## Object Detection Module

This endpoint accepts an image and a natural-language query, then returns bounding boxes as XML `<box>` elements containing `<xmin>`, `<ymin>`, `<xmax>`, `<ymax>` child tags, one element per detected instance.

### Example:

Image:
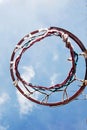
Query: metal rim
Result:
<box><xmin>10</xmin><ymin>27</ymin><xmax>87</xmax><ymax>106</ymax></box>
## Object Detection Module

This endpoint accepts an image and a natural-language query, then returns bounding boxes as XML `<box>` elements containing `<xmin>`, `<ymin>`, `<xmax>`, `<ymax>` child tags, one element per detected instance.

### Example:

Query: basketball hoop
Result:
<box><xmin>10</xmin><ymin>27</ymin><xmax>87</xmax><ymax>106</ymax></box>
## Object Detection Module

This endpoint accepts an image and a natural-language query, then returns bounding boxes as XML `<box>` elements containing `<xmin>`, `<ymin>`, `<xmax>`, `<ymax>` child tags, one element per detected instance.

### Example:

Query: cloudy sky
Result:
<box><xmin>0</xmin><ymin>0</ymin><xmax>87</xmax><ymax>130</ymax></box>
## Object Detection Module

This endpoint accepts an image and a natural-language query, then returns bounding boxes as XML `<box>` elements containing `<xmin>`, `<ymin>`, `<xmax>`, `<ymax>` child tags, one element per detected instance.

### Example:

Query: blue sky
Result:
<box><xmin>0</xmin><ymin>0</ymin><xmax>87</xmax><ymax>130</ymax></box>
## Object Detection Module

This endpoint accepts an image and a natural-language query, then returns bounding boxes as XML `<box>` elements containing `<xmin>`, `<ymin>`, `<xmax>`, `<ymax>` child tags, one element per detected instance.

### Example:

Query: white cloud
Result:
<box><xmin>17</xmin><ymin>91</ymin><xmax>36</xmax><ymax>115</ymax></box>
<box><xmin>0</xmin><ymin>93</ymin><xmax>9</xmax><ymax>130</ymax></box>
<box><xmin>50</xmin><ymin>73</ymin><xmax>58</xmax><ymax>86</ymax></box>
<box><xmin>52</xmin><ymin>53</ymin><xmax>59</xmax><ymax>61</ymax></box>
<box><xmin>0</xmin><ymin>0</ymin><xmax>9</xmax><ymax>4</ymax></box>
<box><xmin>21</xmin><ymin>66</ymin><xmax>35</xmax><ymax>82</ymax></box>
<box><xmin>0</xmin><ymin>125</ymin><xmax>9</xmax><ymax>130</ymax></box>
<box><xmin>0</xmin><ymin>0</ymin><xmax>3</xmax><ymax>3</ymax></box>
<box><xmin>17</xmin><ymin>66</ymin><xmax>38</xmax><ymax>115</ymax></box>
<box><xmin>4</xmin><ymin>0</ymin><xmax>69</xmax><ymax>6</ymax></box>
<box><xmin>0</xmin><ymin>0</ymin><xmax>4</xmax><ymax>4</ymax></box>
<box><xmin>36</xmin><ymin>0</ymin><xmax>70</xmax><ymax>8</ymax></box>
<box><xmin>29</xmin><ymin>0</ymin><xmax>70</xmax><ymax>8</ymax></box>
<box><xmin>0</xmin><ymin>93</ymin><xmax>9</xmax><ymax>105</ymax></box>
